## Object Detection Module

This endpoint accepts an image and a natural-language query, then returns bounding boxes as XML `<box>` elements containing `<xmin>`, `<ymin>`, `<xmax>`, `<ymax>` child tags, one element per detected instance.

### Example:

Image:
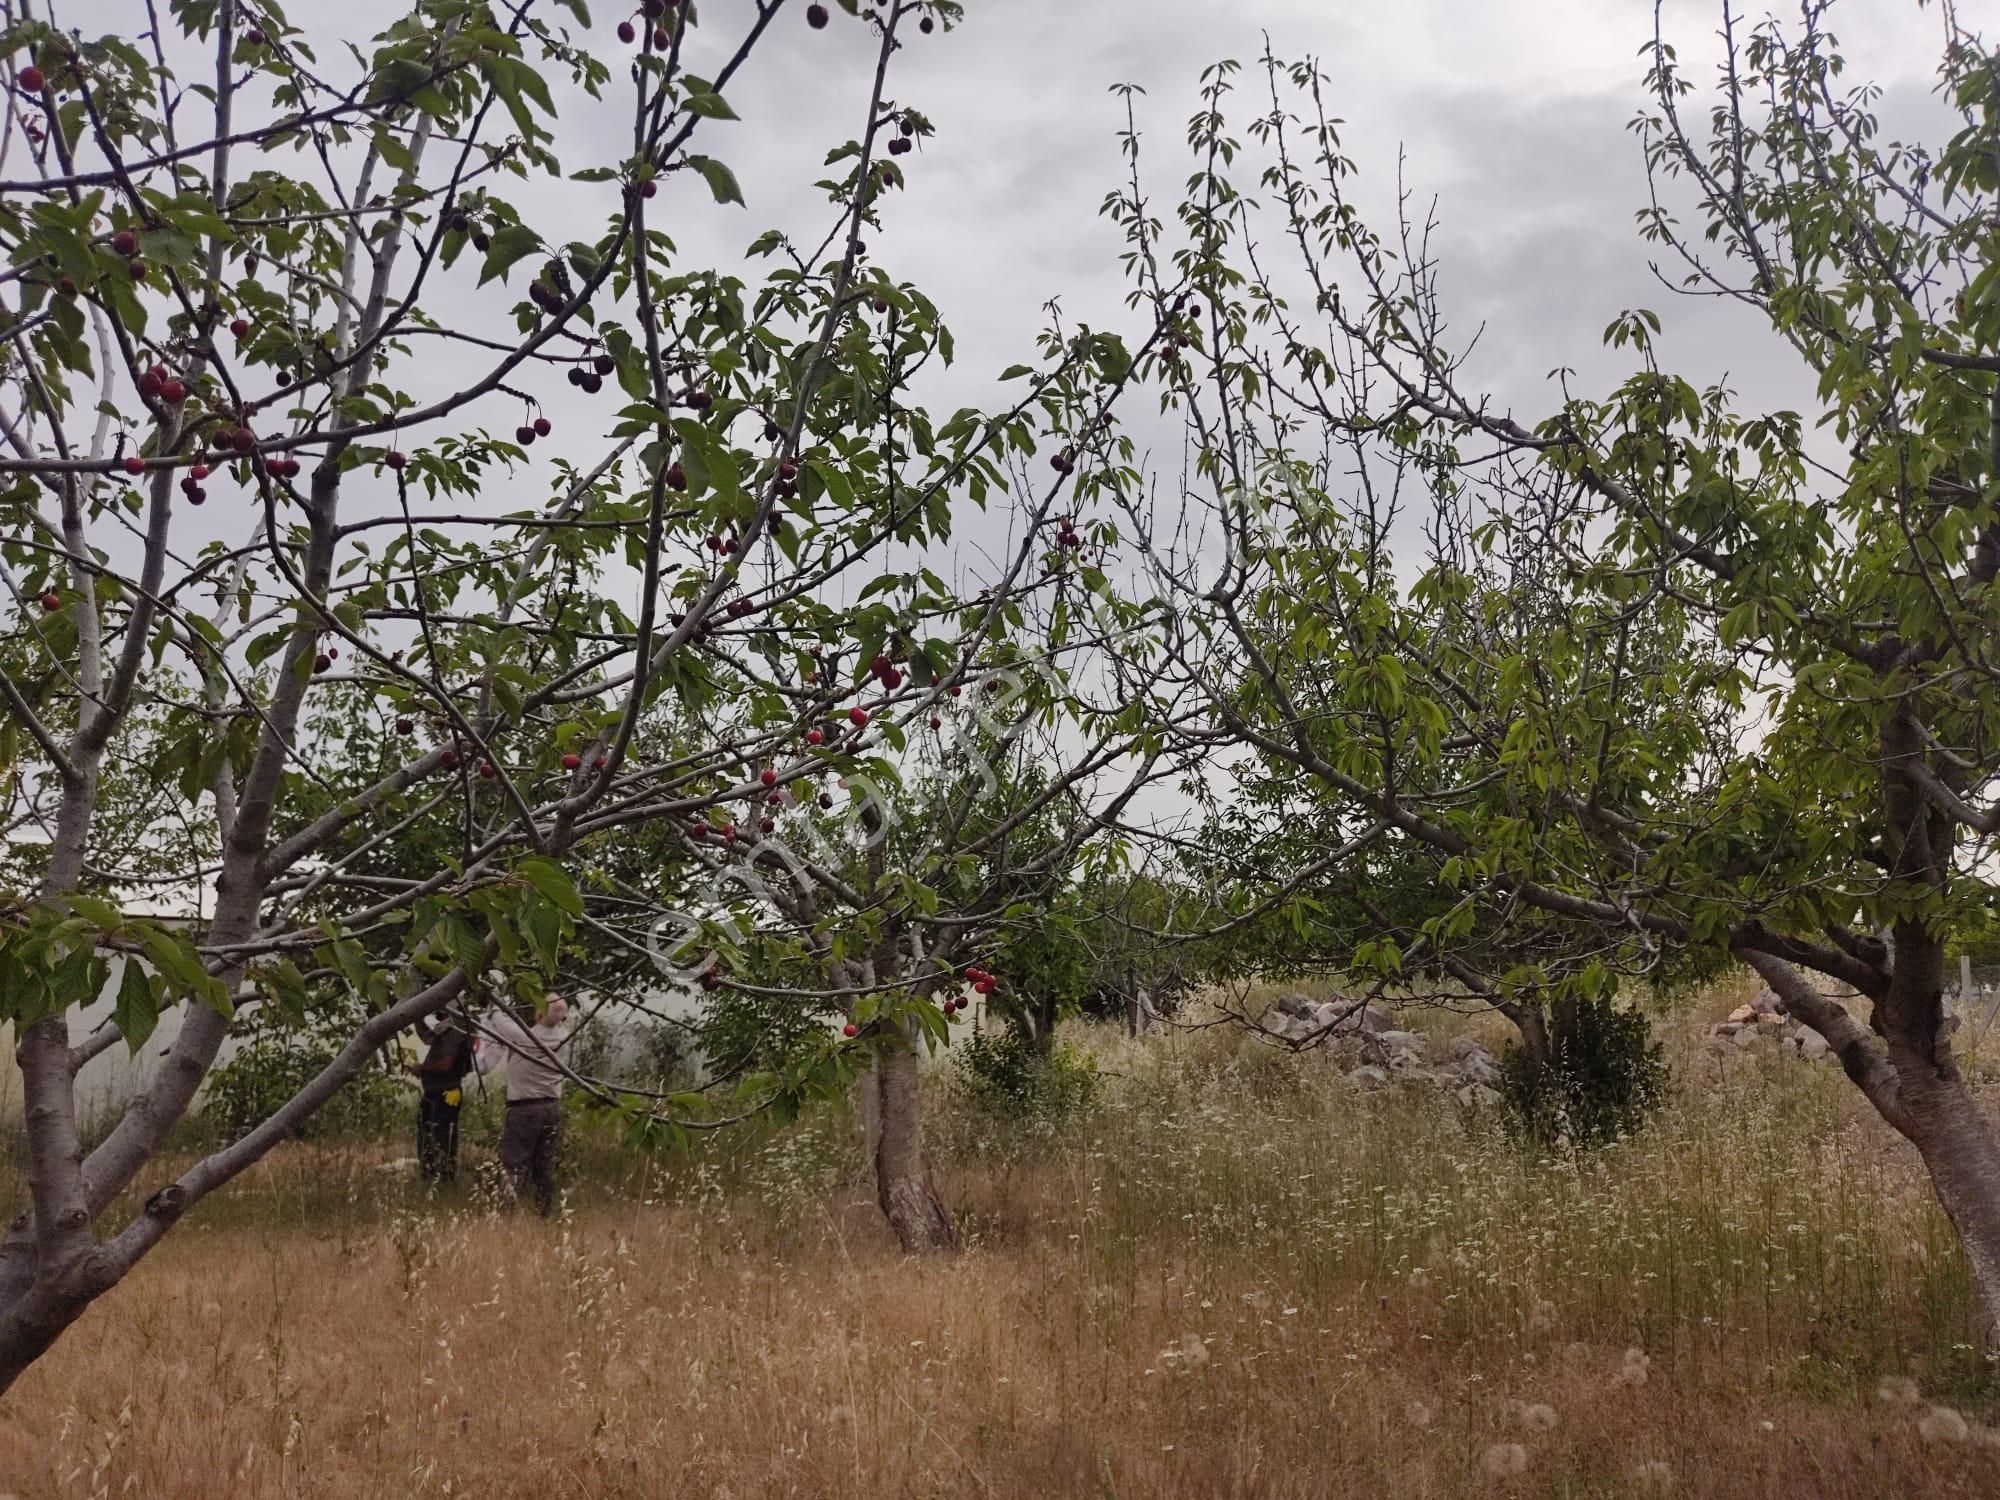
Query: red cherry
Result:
<box><xmin>929</xmin><ymin>716</ymin><xmax>942</xmax><ymax>730</ymax></box>
<box><xmin>110</xmin><ymin>229</ymin><xmax>136</xmax><ymax>257</ymax></box>
<box><xmin>617</xmin><ymin>20</ymin><xmax>636</xmax><ymax>42</ymax></box>
<box><xmin>807</xmin><ymin>4</ymin><xmax>828</xmax><ymax>28</ymax></box>
<box><xmin>806</xmin><ymin>728</ymin><xmax>824</xmax><ymax>746</ymax></box>
<box><xmin>396</xmin><ymin>719</ymin><xmax>414</xmax><ymax>736</ymax></box>
<box><xmin>19</xmin><ymin>65</ymin><xmax>46</xmax><ymax>93</ymax></box>
<box><xmin>441</xmin><ymin>749</ymin><xmax>461</xmax><ymax>770</ymax></box>
<box><xmin>760</xmin><ymin>768</ymin><xmax>777</xmax><ymax>787</ymax></box>
<box><xmin>869</xmin><ymin>653</ymin><xmax>892</xmax><ymax>678</ymax></box>
<box><xmin>842</xmin><ymin>1023</ymin><xmax>859</xmax><ymax>1038</ymax></box>
<box><xmin>759</xmin><ymin>818</ymin><xmax>774</xmax><ymax>833</ymax></box>
<box><xmin>722</xmin><ymin>823</ymin><xmax>738</xmax><ymax>844</ymax></box>
<box><xmin>882</xmin><ymin>667</ymin><xmax>903</xmax><ymax>690</ymax></box>
<box><xmin>700</xmin><ymin>972</ymin><xmax>719</xmax><ymax>992</ymax></box>
<box><xmin>385</xmin><ymin>450</ymin><xmax>406</xmax><ymax>470</ymax></box>
<box><xmin>230</xmin><ymin>427</ymin><xmax>255</xmax><ymax>453</ymax></box>
<box><xmin>190</xmin><ymin>464</ymin><xmax>209</xmax><ymax>480</ymax></box>
<box><xmin>920</xmin><ymin>15</ymin><xmax>935</xmax><ymax>32</ymax></box>
<box><xmin>948</xmin><ymin>684</ymin><xmax>962</xmax><ymax>697</ymax></box>
<box><xmin>40</xmin><ymin>590</ymin><xmax>61</xmax><ymax>612</ymax></box>
<box><xmin>778</xmin><ymin>460</ymin><xmax>798</xmax><ymax>482</ymax></box>
<box><xmin>592</xmin><ymin>755</ymin><xmax>607</xmax><ymax>770</ymax></box>
<box><xmin>122</xmin><ymin>456</ymin><xmax>145</xmax><ymax>475</ymax></box>
<box><xmin>159</xmin><ymin>379</ymin><xmax>186</xmax><ymax>404</ymax></box>
<box><xmin>667</xmin><ymin>463</ymin><xmax>687</xmax><ymax>491</ymax></box>
<box><xmin>818</xmin><ymin>792</ymin><xmax>834</xmax><ymax>809</ymax></box>
<box><xmin>230</xmin><ymin>318</ymin><xmax>250</xmax><ymax>339</ymax></box>
<box><xmin>479</xmin><ymin>761</ymin><xmax>497</xmax><ymax>779</ymax></box>
<box><xmin>561</xmin><ymin>752</ymin><xmax>582</xmax><ymax>771</ymax></box>
<box><xmin>313</xmin><ymin>653</ymin><xmax>331</xmax><ymax>673</ymax></box>
<box><xmin>975</xmin><ymin>978</ymin><xmax>996</xmax><ymax>995</ymax></box>
<box><xmin>849</xmin><ymin>707</ymin><xmax>869</xmax><ymax>728</ymax></box>
<box><xmin>533</xmin><ymin>417</ymin><xmax>551</xmax><ymax>437</ymax></box>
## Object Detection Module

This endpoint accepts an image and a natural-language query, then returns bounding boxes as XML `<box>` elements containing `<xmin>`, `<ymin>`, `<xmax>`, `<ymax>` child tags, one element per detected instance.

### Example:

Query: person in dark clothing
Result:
<box><xmin>413</xmin><ymin>1009</ymin><xmax>476</xmax><ymax>1184</ymax></box>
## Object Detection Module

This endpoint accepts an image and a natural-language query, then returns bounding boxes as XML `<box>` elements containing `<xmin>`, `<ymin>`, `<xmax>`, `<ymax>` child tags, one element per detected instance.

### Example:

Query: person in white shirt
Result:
<box><xmin>476</xmin><ymin>992</ymin><xmax>577</xmax><ymax>1216</ymax></box>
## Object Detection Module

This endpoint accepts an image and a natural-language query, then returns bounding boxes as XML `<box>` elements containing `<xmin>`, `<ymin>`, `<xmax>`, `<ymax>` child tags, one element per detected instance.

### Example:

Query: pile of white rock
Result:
<box><xmin>1263</xmin><ymin>992</ymin><xmax>1506</xmax><ymax>1104</ymax></box>
<box><xmin>1709</xmin><ymin>987</ymin><xmax>1832</xmax><ymax>1062</ymax></box>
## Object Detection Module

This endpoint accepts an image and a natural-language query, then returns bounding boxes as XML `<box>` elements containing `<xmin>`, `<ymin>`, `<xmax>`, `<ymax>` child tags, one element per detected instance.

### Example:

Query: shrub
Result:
<box><xmin>1500</xmin><ymin>997</ymin><xmax>1666</xmax><ymax>1149</ymax></box>
<box><xmin>203</xmin><ymin>1006</ymin><xmax>407</xmax><ymax>1143</ymax></box>
<box><xmin>949</xmin><ymin>1025</ymin><xmax>1100</xmax><ymax>1122</ymax></box>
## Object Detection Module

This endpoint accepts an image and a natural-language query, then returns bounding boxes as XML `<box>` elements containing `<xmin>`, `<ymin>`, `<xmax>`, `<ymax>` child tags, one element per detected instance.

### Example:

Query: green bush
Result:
<box><xmin>203</xmin><ymin>1007</ymin><xmax>408</xmax><ymax>1143</ymax></box>
<box><xmin>949</xmin><ymin>1025</ymin><xmax>1100</xmax><ymax>1122</ymax></box>
<box><xmin>1500</xmin><ymin>997</ymin><xmax>1666</xmax><ymax>1149</ymax></box>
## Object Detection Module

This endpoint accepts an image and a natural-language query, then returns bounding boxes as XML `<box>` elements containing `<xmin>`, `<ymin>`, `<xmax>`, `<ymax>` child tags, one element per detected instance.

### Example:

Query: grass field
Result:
<box><xmin>4</xmin><ymin>983</ymin><xmax>2000</xmax><ymax>1497</ymax></box>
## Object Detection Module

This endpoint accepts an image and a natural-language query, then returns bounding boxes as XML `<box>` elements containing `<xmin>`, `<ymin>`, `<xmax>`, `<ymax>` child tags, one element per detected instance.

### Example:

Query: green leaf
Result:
<box><xmin>686</xmin><ymin>155</ymin><xmax>744</xmax><ymax>207</ymax></box>
<box><xmin>479</xmin><ymin>223</ymin><xmax>545</xmax><ymax>286</ymax></box>
<box><xmin>112</xmin><ymin>960</ymin><xmax>159</xmax><ymax>1053</ymax></box>
<box><xmin>680</xmin><ymin>90</ymin><xmax>739</xmax><ymax>121</ymax></box>
<box><xmin>516</xmin><ymin>855</ymin><xmax>583</xmax><ymax>916</ymax></box>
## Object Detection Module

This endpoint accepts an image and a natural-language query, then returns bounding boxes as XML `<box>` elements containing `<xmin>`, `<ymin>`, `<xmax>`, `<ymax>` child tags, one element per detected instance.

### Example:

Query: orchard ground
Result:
<box><xmin>3</xmin><ymin>981</ymin><xmax>1999</xmax><ymax>1499</ymax></box>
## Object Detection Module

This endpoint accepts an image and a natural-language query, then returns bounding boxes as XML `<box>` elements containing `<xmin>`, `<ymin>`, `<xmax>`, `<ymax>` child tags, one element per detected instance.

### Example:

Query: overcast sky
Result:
<box><xmin>221</xmin><ymin>0</ymin><xmax>1960</xmax><ymax>447</ymax></box>
<box><xmin>679</xmin><ymin>0</ymin><xmax>1954</xmax><ymax>424</ymax></box>
<box><xmin>67</xmin><ymin>0</ymin><xmax>1957</xmax><ymax>572</ymax></box>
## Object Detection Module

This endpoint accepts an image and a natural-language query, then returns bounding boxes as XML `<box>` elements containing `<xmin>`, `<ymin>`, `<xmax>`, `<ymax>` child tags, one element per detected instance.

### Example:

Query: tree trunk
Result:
<box><xmin>1874</xmin><ymin>918</ymin><xmax>2000</xmax><ymax>1345</ymax></box>
<box><xmin>1896</xmin><ymin>1067</ymin><xmax>2000</xmax><ymax>1347</ymax></box>
<box><xmin>1496</xmin><ymin>1000</ymin><xmax>1552</xmax><ymax>1075</ymax></box>
<box><xmin>868</xmin><ymin>1024</ymin><xmax>955</xmax><ymax>1254</ymax></box>
<box><xmin>1029</xmin><ymin>996</ymin><xmax>1058</xmax><ymax>1059</ymax></box>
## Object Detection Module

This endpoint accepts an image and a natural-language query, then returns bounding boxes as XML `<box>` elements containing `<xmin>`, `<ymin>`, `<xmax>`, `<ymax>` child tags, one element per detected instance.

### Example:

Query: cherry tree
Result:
<box><xmin>1110</xmin><ymin>4</ymin><xmax>2000</xmax><ymax>1337</ymax></box>
<box><xmin>0</xmin><ymin>0</ymin><xmax>1163</xmax><ymax>1389</ymax></box>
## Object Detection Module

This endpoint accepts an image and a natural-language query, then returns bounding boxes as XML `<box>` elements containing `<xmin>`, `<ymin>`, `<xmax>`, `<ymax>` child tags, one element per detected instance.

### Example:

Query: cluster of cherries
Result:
<box><xmin>107</xmin><ymin>227</ymin><xmax>145</xmax><ymax>283</ymax></box>
<box><xmin>565</xmin><ymin>353</ymin><xmax>616</xmax><ymax>393</ymax></box>
<box><xmin>615</xmin><ymin>0</ymin><xmax>676</xmax><ymax>49</ymax></box>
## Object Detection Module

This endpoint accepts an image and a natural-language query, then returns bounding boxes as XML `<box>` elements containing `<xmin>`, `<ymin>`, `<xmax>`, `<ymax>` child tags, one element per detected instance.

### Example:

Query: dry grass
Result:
<box><xmin>4</xmin><ymin>989</ymin><xmax>2000</xmax><ymax>1498</ymax></box>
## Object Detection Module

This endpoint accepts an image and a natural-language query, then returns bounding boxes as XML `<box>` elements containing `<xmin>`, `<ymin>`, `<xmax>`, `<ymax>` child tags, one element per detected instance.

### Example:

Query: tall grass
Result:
<box><xmin>1</xmin><ymin>992</ymin><xmax>1997</xmax><ymax>1498</ymax></box>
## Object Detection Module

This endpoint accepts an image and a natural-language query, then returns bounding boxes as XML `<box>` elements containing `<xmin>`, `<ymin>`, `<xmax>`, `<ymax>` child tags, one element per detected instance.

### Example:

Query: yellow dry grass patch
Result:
<box><xmin>2</xmin><ymin>999</ymin><xmax>1999</xmax><ymax>1498</ymax></box>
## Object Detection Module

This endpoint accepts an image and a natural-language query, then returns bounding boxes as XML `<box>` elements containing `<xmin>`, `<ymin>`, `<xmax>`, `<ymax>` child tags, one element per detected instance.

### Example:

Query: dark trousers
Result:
<box><xmin>416</xmin><ymin>1091</ymin><xmax>461</xmax><ymax>1184</ymax></box>
<box><xmin>498</xmin><ymin>1097</ymin><xmax>561</xmax><ymax>1216</ymax></box>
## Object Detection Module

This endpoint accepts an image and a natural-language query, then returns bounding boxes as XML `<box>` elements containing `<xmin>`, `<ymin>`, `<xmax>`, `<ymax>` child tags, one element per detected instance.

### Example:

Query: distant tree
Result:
<box><xmin>1107</xmin><ymin>3</ymin><xmax>2000</xmax><ymax>1337</ymax></box>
